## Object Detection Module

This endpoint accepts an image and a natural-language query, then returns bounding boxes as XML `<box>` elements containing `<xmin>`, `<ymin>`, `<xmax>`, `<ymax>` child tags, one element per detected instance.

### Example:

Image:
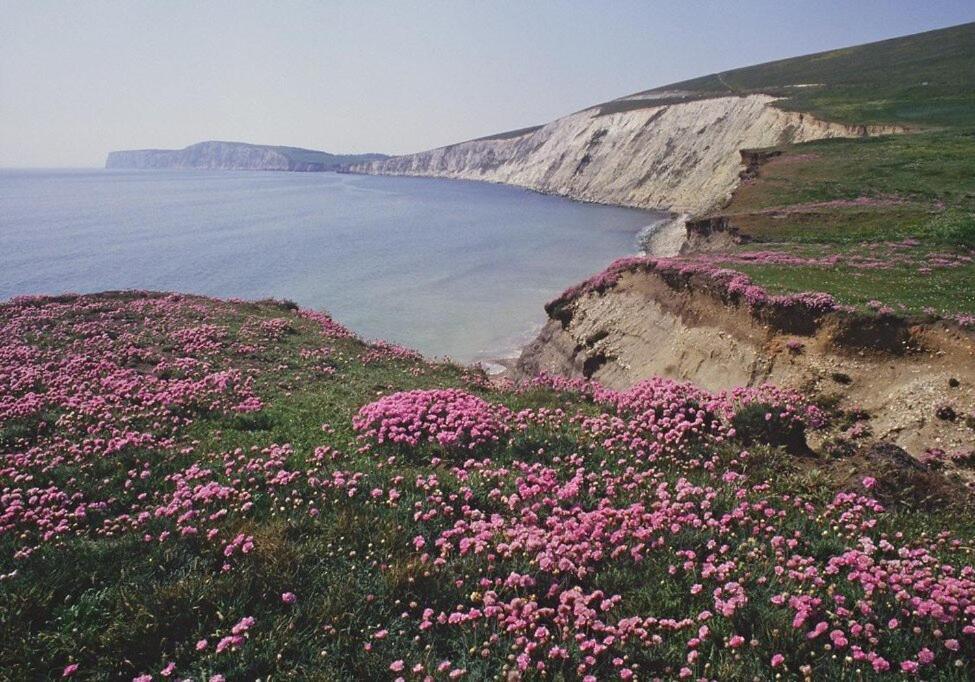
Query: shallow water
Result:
<box><xmin>1</xmin><ymin>169</ymin><xmax>664</xmax><ymax>361</ymax></box>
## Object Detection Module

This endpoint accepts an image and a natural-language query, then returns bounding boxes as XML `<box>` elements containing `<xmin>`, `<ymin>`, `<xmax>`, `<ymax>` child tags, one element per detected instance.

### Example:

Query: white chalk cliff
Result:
<box><xmin>351</xmin><ymin>94</ymin><xmax>902</xmax><ymax>215</ymax></box>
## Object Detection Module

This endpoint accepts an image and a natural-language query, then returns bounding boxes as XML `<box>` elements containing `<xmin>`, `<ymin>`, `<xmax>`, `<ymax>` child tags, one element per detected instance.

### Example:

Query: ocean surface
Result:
<box><xmin>1</xmin><ymin>169</ymin><xmax>664</xmax><ymax>362</ymax></box>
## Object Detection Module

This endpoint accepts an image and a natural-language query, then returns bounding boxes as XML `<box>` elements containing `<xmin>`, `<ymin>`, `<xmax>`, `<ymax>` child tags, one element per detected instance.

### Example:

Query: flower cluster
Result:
<box><xmin>551</xmin><ymin>254</ymin><xmax>840</xmax><ymax>320</ymax></box>
<box><xmin>4</xmin><ymin>291</ymin><xmax>972</xmax><ymax>680</ymax></box>
<box><xmin>354</xmin><ymin>389</ymin><xmax>509</xmax><ymax>451</ymax></box>
<box><xmin>390</xmin><ymin>439</ymin><xmax>972</xmax><ymax>680</ymax></box>
<box><xmin>720</xmin><ymin>383</ymin><xmax>828</xmax><ymax>430</ymax></box>
<box><xmin>359</xmin><ymin>340</ymin><xmax>424</xmax><ymax>364</ymax></box>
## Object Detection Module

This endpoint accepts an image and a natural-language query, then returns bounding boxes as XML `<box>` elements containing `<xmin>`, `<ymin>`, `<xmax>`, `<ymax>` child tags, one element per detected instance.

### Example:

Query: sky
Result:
<box><xmin>1</xmin><ymin>1</ymin><xmax>972</xmax><ymax>167</ymax></box>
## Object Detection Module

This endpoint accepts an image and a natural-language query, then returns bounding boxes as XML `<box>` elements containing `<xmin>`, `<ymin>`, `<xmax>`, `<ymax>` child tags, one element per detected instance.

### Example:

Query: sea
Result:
<box><xmin>0</xmin><ymin>169</ymin><xmax>665</xmax><ymax>363</ymax></box>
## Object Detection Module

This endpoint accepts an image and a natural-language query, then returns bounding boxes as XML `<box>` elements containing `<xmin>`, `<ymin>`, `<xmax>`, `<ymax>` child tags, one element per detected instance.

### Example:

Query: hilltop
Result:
<box><xmin>510</xmin><ymin>24</ymin><xmax>974</xmax><ymax>456</ymax></box>
<box><xmin>621</xmin><ymin>21</ymin><xmax>975</xmax><ymax>128</ymax></box>
<box><xmin>106</xmin><ymin>140</ymin><xmax>388</xmax><ymax>172</ymax></box>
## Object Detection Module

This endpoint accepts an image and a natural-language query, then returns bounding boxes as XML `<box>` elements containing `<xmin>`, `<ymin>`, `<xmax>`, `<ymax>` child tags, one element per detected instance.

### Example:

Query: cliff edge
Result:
<box><xmin>517</xmin><ymin>259</ymin><xmax>975</xmax><ymax>457</ymax></box>
<box><xmin>350</xmin><ymin>94</ymin><xmax>901</xmax><ymax>215</ymax></box>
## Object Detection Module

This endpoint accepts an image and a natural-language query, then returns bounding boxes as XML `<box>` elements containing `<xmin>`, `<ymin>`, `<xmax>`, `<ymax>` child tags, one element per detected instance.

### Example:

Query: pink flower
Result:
<box><xmin>807</xmin><ymin>621</ymin><xmax>828</xmax><ymax>639</ymax></box>
<box><xmin>62</xmin><ymin>664</ymin><xmax>79</xmax><ymax>678</ymax></box>
<box><xmin>281</xmin><ymin>591</ymin><xmax>297</xmax><ymax>605</ymax></box>
<box><xmin>771</xmin><ymin>653</ymin><xmax>785</xmax><ymax>667</ymax></box>
<box><xmin>231</xmin><ymin>616</ymin><xmax>254</xmax><ymax>635</ymax></box>
<box><xmin>195</xmin><ymin>639</ymin><xmax>208</xmax><ymax>651</ymax></box>
<box><xmin>829</xmin><ymin>630</ymin><xmax>848</xmax><ymax>648</ymax></box>
<box><xmin>862</xmin><ymin>476</ymin><xmax>876</xmax><ymax>489</ymax></box>
<box><xmin>390</xmin><ymin>660</ymin><xmax>405</xmax><ymax>672</ymax></box>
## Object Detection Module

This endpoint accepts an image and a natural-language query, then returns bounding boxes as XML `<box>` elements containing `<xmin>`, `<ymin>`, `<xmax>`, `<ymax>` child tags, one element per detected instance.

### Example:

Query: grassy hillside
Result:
<box><xmin>641</xmin><ymin>21</ymin><xmax>975</xmax><ymax>128</ymax></box>
<box><xmin>725</xmin><ymin>132</ymin><xmax>975</xmax><ymax>244</ymax></box>
<box><xmin>3</xmin><ymin>292</ymin><xmax>975</xmax><ymax>680</ymax></box>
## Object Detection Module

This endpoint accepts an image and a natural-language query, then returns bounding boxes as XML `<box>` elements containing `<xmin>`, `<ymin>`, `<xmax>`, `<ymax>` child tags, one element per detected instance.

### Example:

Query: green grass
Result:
<box><xmin>736</xmin><ymin>131</ymin><xmax>975</xmax><ymax>213</ymax></box>
<box><xmin>723</xmin><ymin>130</ymin><xmax>975</xmax><ymax>244</ymax></box>
<box><xmin>642</xmin><ymin>21</ymin><xmax>975</xmax><ymax>129</ymax></box>
<box><xmin>700</xmin><ymin>130</ymin><xmax>975</xmax><ymax>316</ymax></box>
<box><xmin>618</xmin><ymin>23</ymin><xmax>975</xmax><ymax>316</ymax></box>
<box><xmin>734</xmin><ymin>260</ymin><xmax>975</xmax><ymax>316</ymax></box>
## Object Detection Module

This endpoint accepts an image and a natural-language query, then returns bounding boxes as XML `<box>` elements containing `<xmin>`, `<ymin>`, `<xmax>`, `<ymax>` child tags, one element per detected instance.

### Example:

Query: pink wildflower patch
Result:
<box><xmin>353</xmin><ymin>389</ymin><xmax>509</xmax><ymax>451</ymax></box>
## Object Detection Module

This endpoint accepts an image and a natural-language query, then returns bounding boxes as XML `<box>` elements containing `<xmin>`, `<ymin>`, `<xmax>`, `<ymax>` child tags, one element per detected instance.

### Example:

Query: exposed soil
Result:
<box><xmin>517</xmin><ymin>268</ymin><xmax>975</xmax><ymax>458</ymax></box>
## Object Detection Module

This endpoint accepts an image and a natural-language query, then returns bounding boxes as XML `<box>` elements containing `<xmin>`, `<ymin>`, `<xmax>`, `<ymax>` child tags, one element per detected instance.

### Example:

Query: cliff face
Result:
<box><xmin>516</xmin><ymin>268</ymin><xmax>975</xmax><ymax>456</ymax></box>
<box><xmin>351</xmin><ymin>94</ymin><xmax>903</xmax><ymax>214</ymax></box>
<box><xmin>105</xmin><ymin>141</ymin><xmax>387</xmax><ymax>171</ymax></box>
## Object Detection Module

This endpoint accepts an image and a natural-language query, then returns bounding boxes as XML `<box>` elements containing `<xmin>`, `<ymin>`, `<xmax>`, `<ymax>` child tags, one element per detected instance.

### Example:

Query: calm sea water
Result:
<box><xmin>1</xmin><ymin>169</ymin><xmax>663</xmax><ymax>362</ymax></box>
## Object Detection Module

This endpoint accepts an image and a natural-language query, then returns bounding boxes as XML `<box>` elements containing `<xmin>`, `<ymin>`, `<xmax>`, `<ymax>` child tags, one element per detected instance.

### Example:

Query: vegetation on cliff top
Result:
<box><xmin>3</xmin><ymin>292</ymin><xmax>975</xmax><ymax>680</ymax></box>
<box><xmin>105</xmin><ymin>141</ymin><xmax>389</xmax><ymax>171</ymax></box>
<box><xmin>631</xmin><ymin>21</ymin><xmax>975</xmax><ymax>129</ymax></box>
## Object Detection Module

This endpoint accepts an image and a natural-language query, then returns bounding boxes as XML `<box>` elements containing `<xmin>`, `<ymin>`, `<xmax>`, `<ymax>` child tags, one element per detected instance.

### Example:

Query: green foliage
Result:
<box><xmin>653</xmin><ymin>22</ymin><xmax>975</xmax><ymax>128</ymax></box>
<box><xmin>733</xmin><ymin>259</ymin><xmax>975</xmax><ymax>316</ymax></box>
<box><xmin>731</xmin><ymin>402</ymin><xmax>807</xmax><ymax>452</ymax></box>
<box><xmin>3</xmin><ymin>295</ymin><xmax>974</xmax><ymax>680</ymax></box>
<box><xmin>926</xmin><ymin>209</ymin><xmax>975</xmax><ymax>247</ymax></box>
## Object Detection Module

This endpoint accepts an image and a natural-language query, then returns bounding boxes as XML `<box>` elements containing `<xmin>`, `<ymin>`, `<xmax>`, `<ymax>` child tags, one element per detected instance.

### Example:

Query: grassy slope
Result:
<box><xmin>644</xmin><ymin>21</ymin><xmax>975</xmax><ymax>128</ymax></box>
<box><xmin>2</xmin><ymin>293</ymin><xmax>974</xmax><ymax>680</ymax></box>
<box><xmin>733</xmin><ymin>257</ymin><xmax>975</xmax><ymax>316</ymax></box>
<box><xmin>652</xmin><ymin>21</ymin><xmax>975</xmax><ymax>316</ymax></box>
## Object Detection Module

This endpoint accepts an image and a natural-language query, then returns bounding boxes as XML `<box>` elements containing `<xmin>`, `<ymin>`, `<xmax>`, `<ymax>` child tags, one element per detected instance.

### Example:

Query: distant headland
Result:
<box><xmin>105</xmin><ymin>140</ymin><xmax>388</xmax><ymax>171</ymax></box>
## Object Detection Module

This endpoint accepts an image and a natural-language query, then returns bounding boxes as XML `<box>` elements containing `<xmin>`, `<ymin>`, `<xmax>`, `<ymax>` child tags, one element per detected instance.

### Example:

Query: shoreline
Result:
<box><xmin>345</xmin><ymin>166</ymin><xmax>681</xmax><ymax>216</ymax></box>
<box><xmin>475</xmin><ymin>211</ymin><xmax>682</xmax><ymax>378</ymax></box>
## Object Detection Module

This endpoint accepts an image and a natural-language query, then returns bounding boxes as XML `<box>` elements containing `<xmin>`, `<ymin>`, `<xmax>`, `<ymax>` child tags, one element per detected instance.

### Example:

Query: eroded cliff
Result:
<box><xmin>517</xmin><ymin>267</ymin><xmax>975</xmax><ymax>456</ymax></box>
<box><xmin>351</xmin><ymin>94</ymin><xmax>902</xmax><ymax>214</ymax></box>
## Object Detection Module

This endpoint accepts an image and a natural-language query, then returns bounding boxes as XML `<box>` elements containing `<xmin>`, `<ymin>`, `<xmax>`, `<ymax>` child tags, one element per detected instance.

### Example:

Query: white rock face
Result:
<box><xmin>351</xmin><ymin>95</ymin><xmax>902</xmax><ymax>214</ymax></box>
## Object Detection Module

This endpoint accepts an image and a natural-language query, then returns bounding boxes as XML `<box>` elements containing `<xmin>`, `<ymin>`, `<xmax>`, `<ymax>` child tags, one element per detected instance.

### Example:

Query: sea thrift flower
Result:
<box><xmin>354</xmin><ymin>389</ymin><xmax>509</xmax><ymax>451</ymax></box>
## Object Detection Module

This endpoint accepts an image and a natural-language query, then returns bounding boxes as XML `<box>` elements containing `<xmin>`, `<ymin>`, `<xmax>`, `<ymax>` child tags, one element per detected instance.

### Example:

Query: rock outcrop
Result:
<box><xmin>106</xmin><ymin>141</ymin><xmax>387</xmax><ymax>172</ymax></box>
<box><xmin>351</xmin><ymin>94</ymin><xmax>903</xmax><ymax>214</ymax></box>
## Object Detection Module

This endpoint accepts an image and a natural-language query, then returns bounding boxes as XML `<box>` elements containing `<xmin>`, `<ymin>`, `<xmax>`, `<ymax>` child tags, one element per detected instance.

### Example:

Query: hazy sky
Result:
<box><xmin>2</xmin><ymin>1</ymin><xmax>972</xmax><ymax>167</ymax></box>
